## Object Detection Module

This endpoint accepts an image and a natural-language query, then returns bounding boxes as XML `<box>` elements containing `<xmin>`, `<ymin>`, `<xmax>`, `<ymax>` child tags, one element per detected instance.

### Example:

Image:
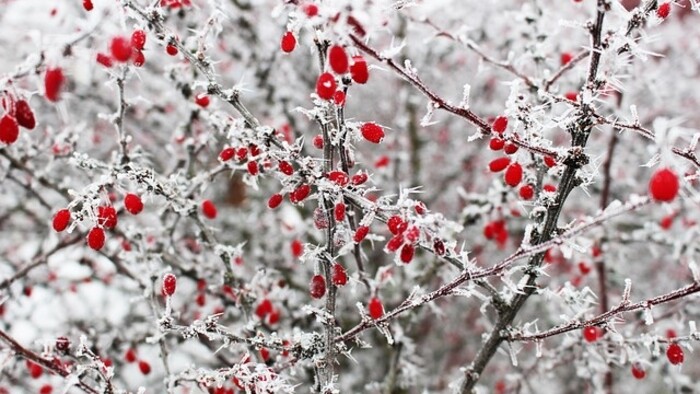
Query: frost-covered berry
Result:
<box><xmin>361</xmin><ymin>122</ymin><xmax>384</xmax><ymax>143</ymax></box>
<box><xmin>125</xmin><ymin>348</ymin><xmax>137</xmax><ymax>363</ymax></box>
<box><xmin>332</xmin><ymin>263</ymin><xmax>348</xmax><ymax>286</ymax></box>
<box><xmin>278</xmin><ymin>161</ymin><xmax>294</xmax><ymax>176</ymax></box>
<box><xmin>519</xmin><ymin>184</ymin><xmax>534</xmax><ymax>200</ymax></box>
<box><xmin>560</xmin><ymin>52</ymin><xmax>573</xmax><ymax>65</ymax></box>
<box><xmin>44</xmin><ymin>68</ymin><xmax>65</xmax><ymax>102</ymax></box>
<box><xmin>368</xmin><ymin>297</ymin><xmax>384</xmax><ymax>319</ymax></box>
<box><xmin>124</xmin><ymin>194</ymin><xmax>143</xmax><ymax>215</ymax></box>
<box><xmin>649</xmin><ymin>168</ymin><xmax>679</xmax><ymax>202</ymax></box>
<box><xmin>87</xmin><ymin>227</ymin><xmax>106</xmax><ymax>250</ymax></box>
<box><xmin>255</xmin><ymin>299</ymin><xmax>273</xmax><ymax>318</ymax></box>
<box><xmin>328</xmin><ymin>171</ymin><xmax>349</xmax><ymax>186</ymax></box>
<box><xmin>334</xmin><ymin>203</ymin><xmax>346</xmax><ymax>221</ymax></box>
<box><xmin>583</xmin><ymin>326</ymin><xmax>600</xmax><ymax>343</ymax></box>
<box><xmin>316</xmin><ymin>72</ymin><xmax>336</xmax><ymax>100</ymax></box>
<box><xmin>350</xmin><ymin>56</ymin><xmax>369</xmax><ymax>84</ymax></box>
<box><xmin>83</xmin><ymin>0</ymin><xmax>93</xmax><ymax>11</ymax></box>
<box><xmin>309</xmin><ymin>275</ymin><xmax>326</xmax><ymax>299</ymax></box>
<box><xmin>504</xmin><ymin>163</ymin><xmax>523</xmax><ymax>187</ymax></box>
<box><xmin>657</xmin><ymin>2</ymin><xmax>671</xmax><ymax>19</ymax></box>
<box><xmin>219</xmin><ymin>147</ymin><xmax>235</xmax><ymax>161</ymax></box>
<box><xmin>328</xmin><ymin>45</ymin><xmax>349</xmax><ymax>74</ymax></box>
<box><xmin>354</xmin><ymin>226</ymin><xmax>369</xmax><ymax>243</ymax></box>
<box><xmin>55</xmin><ymin>337</ymin><xmax>70</xmax><ymax>352</ymax></box>
<box><xmin>110</xmin><ymin>36</ymin><xmax>133</xmax><ymax>63</ymax></box>
<box><xmin>97</xmin><ymin>206</ymin><xmax>118</xmax><ymax>229</ymax></box>
<box><xmin>138</xmin><ymin>360</ymin><xmax>151</xmax><ymax>375</ymax></box>
<box><xmin>27</xmin><ymin>360</ymin><xmax>42</xmax><ymax>379</ymax></box>
<box><xmin>289</xmin><ymin>184</ymin><xmax>310</xmax><ymax>203</ymax></box>
<box><xmin>268</xmin><ymin>193</ymin><xmax>283</xmax><ymax>209</ymax></box>
<box><xmin>312</xmin><ymin>134</ymin><xmax>324</xmax><ymax>149</ymax></box>
<box><xmin>291</xmin><ymin>239</ymin><xmax>303</xmax><ymax>258</ymax></box>
<box><xmin>503</xmin><ymin>142</ymin><xmax>518</xmax><ymax>155</ymax></box>
<box><xmin>400</xmin><ymin>244</ymin><xmax>414</xmax><ymax>263</ymax></box>
<box><xmin>433</xmin><ymin>239</ymin><xmax>445</xmax><ymax>255</ymax></box>
<box><xmin>0</xmin><ymin>114</ymin><xmax>19</xmax><ymax>144</ymax></box>
<box><xmin>281</xmin><ymin>31</ymin><xmax>296</xmax><ymax>53</ymax></box>
<box><xmin>303</xmin><ymin>3</ymin><xmax>318</xmax><ymax>17</ymax></box>
<box><xmin>162</xmin><ymin>273</ymin><xmax>177</xmax><ymax>296</ymax></box>
<box><xmin>489</xmin><ymin>157</ymin><xmax>511</xmax><ymax>172</ymax></box>
<box><xmin>97</xmin><ymin>53</ymin><xmax>113</xmax><ymax>68</ymax></box>
<box><xmin>387</xmin><ymin>216</ymin><xmax>406</xmax><ymax>235</ymax></box>
<box><xmin>492</xmin><ymin>116</ymin><xmax>508</xmax><ymax>134</ymax></box>
<box><xmin>52</xmin><ymin>209</ymin><xmax>70</xmax><ymax>233</ymax></box>
<box><xmin>631</xmin><ymin>362</ymin><xmax>646</xmax><ymax>379</ymax></box>
<box><xmin>195</xmin><ymin>93</ymin><xmax>210</xmax><ymax>108</ymax></box>
<box><xmin>15</xmin><ymin>100</ymin><xmax>35</xmax><ymax>130</ymax></box>
<box><xmin>247</xmin><ymin>161</ymin><xmax>259</xmax><ymax>176</ymax></box>
<box><xmin>131</xmin><ymin>29</ymin><xmax>146</xmax><ymax>50</ymax></box>
<box><xmin>489</xmin><ymin>137</ymin><xmax>504</xmax><ymax>151</ymax></box>
<box><xmin>201</xmin><ymin>200</ymin><xmax>217</xmax><ymax>219</ymax></box>
<box><xmin>667</xmin><ymin>343</ymin><xmax>684</xmax><ymax>365</ymax></box>
<box><xmin>166</xmin><ymin>44</ymin><xmax>178</xmax><ymax>56</ymax></box>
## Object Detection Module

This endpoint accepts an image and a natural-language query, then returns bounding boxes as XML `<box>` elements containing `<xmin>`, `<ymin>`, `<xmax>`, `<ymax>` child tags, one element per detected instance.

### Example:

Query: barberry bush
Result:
<box><xmin>1</xmin><ymin>0</ymin><xmax>699</xmax><ymax>393</ymax></box>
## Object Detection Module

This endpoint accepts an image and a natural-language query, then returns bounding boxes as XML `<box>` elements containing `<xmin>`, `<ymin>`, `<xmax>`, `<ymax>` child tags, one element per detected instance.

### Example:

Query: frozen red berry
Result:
<box><xmin>138</xmin><ymin>360</ymin><xmax>151</xmax><ymax>375</ymax></box>
<box><xmin>631</xmin><ymin>362</ymin><xmax>646</xmax><ymax>379</ymax></box>
<box><xmin>44</xmin><ymin>68</ymin><xmax>65</xmax><ymax>102</ymax></box>
<box><xmin>560</xmin><ymin>52</ymin><xmax>573</xmax><ymax>66</ymax></box>
<box><xmin>312</xmin><ymin>134</ymin><xmax>324</xmax><ymax>149</ymax></box>
<box><xmin>87</xmin><ymin>227</ymin><xmax>106</xmax><ymax>250</ymax></box>
<box><xmin>52</xmin><ymin>209</ymin><xmax>71</xmax><ymax>232</ymax></box>
<box><xmin>97</xmin><ymin>206</ymin><xmax>118</xmax><ymax>229</ymax></box>
<box><xmin>354</xmin><ymin>226</ymin><xmax>369</xmax><ymax>243</ymax></box>
<box><xmin>0</xmin><ymin>115</ymin><xmax>19</xmax><ymax>144</ymax></box>
<box><xmin>309</xmin><ymin>274</ymin><xmax>326</xmax><ymax>299</ymax></box>
<box><xmin>125</xmin><ymin>348</ymin><xmax>137</xmax><ymax>363</ymax></box>
<box><xmin>351</xmin><ymin>173</ymin><xmax>368</xmax><ymax>185</ymax></box>
<box><xmin>657</xmin><ymin>2</ymin><xmax>671</xmax><ymax>19</ymax></box>
<box><xmin>583</xmin><ymin>326</ymin><xmax>600</xmax><ymax>343</ymax></box>
<box><xmin>97</xmin><ymin>53</ymin><xmax>113</xmax><ymax>68</ymax></box>
<box><xmin>667</xmin><ymin>343</ymin><xmax>684</xmax><ymax>365</ymax></box>
<box><xmin>386</xmin><ymin>233</ymin><xmax>404</xmax><ymax>252</ymax></box>
<box><xmin>201</xmin><ymin>200</ymin><xmax>217</xmax><ymax>219</ymax></box>
<box><xmin>291</xmin><ymin>239</ymin><xmax>303</xmax><ymax>258</ymax></box>
<box><xmin>131</xmin><ymin>29</ymin><xmax>146</xmax><ymax>50</ymax></box>
<box><xmin>83</xmin><ymin>0</ymin><xmax>93</xmax><ymax>11</ymax></box>
<box><xmin>503</xmin><ymin>142</ymin><xmax>518</xmax><ymax>155</ymax></box>
<box><xmin>328</xmin><ymin>45</ymin><xmax>349</xmax><ymax>74</ymax></box>
<box><xmin>649</xmin><ymin>168</ymin><xmax>679</xmax><ymax>202</ymax></box>
<box><xmin>55</xmin><ymin>336</ymin><xmax>70</xmax><ymax>352</ymax></box>
<box><xmin>350</xmin><ymin>56</ymin><xmax>369</xmax><ymax>84</ymax></box>
<box><xmin>27</xmin><ymin>360</ymin><xmax>42</xmax><ymax>379</ymax></box>
<box><xmin>15</xmin><ymin>100</ymin><xmax>35</xmax><ymax>130</ymax></box>
<box><xmin>303</xmin><ymin>3</ymin><xmax>318</xmax><ymax>17</ymax></box>
<box><xmin>361</xmin><ymin>122</ymin><xmax>384</xmax><ymax>143</ymax></box>
<box><xmin>489</xmin><ymin>137</ymin><xmax>504</xmax><ymax>151</ymax></box>
<box><xmin>195</xmin><ymin>93</ymin><xmax>210</xmax><ymax>108</ymax></box>
<box><xmin>268</xmin><ymin>193</ymin><xmax>283</xmax><ymax>209</ymax></box>
<box><xmin>544</xmin><ymin>155</ymin><xmax>556</xmax><ymax>168</ymax></box>
<box><xmin>492</xmin><ymin>116</ymin><xmax>508</xmax><ymax>134</ymax></box>
<box><xmin>247</xmin><ymin>161</ymin><xmax>259</xmax><ymax>176</ymax></box>
<box><xmin>433</xmin><ymin>239</ymin><xmax>445</xmax><ymax>255</ymax></box>
<box><xmin>278</xmin><ymin>161</ymin><xmax>294</xmax><ymax>176</ymax></box>
<box><xmin>333</xmin><ymin>90</ymin><xmax>346</xmax><ymax>106</ymax></box>
<box><xmin>255</xmin><ymin>299</ymin><xmax>273</xmax><ymax>318</ymax></box>
<box><xmin>332</xmin><ymin>263</ymin><xmax>348</xmax><ymax>286</ymax></box>
<box><xmin>368</xmin><ymin>297</ymin><xmax>384</xmax><ymax>319</ymax></box>
<box><xmin>289</xmin><ymin>184</ymin><xmax>310</xmax><ymax>203</ymax></box>
<box><xmin>334</xmin><ymin>202</ymin><xmax>346</xmax><ymax>221</ymax></box>
<box><xmin>400</xmin><ymin>244</ymin><xmax>414</xmax><ymax>263</ymax></box>
<box><xmin>166</xmin><ymin>44</ymin><xmax>178</xmax><ymax>56</ymax></box>
<box><xmin>110</xmin><ymin>36</ymin><xmax>133</xmax><ymax>63</ymax></box>
<box><xmin>219</xmin><ymin>147</ymin><xmax>235</xmax><ymax>161</ymax></box>
<box><xmin>316</xmin><ymin>72</ymin><xmax>336</xmax><ymax>100</ymax></box>
<box><xmin>124</xmin><ymin>194</ymin><xmax>143</xmax><ymax>215</ymax></box>
<box><xmin>387</xmin><ymin>216</ymin><xmax>406</xmax><ymax>235</ymax></box>
<box><xmin>281</xmin><ymin>31</ymin><xmax>296</xmax><ymax>53</ymax></box>
<box><xmin>488</xmin><ymin>157</ymin><xmax>511</xmax><ymax>172</ymax></box>
<box><xmin>162</xmin><ymin>273</ymin><xmax>177</xmax><ymax>296</ymax></box>
<box><xmin>504</xmin><ymin>162</ymin><xmax>523</xmax><ymax>187</ymax></box>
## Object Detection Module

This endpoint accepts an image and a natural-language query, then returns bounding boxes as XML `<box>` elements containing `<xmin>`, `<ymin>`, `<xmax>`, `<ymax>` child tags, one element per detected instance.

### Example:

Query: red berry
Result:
<box><xmin>334</xmin><ymin>202</ymin><xmax>346</xmax><ymax>221</ymax></box>
<box><xmin>201</xmin><ymin>200</ymin><xmax>217</xmax><ymax>219</ymax></box>
<box><xmin>132</xmin><ymin>50</ymin><xmax>145</xmax><ymax>67</ymax></box>
<box><xmin>488</xmin><ymin>157</ymin><xmax>511</xmax><ymax>172</ymax></box>
<box><xmin>0</xmin><ymin>115</ymin><xmax>19</xmax><ymax>144</ymax></box>
<box><xmin>328</xmin><ymin>45</ymin><xmax>349</xmax><ymax>74</ymax></box>
<box><xmin>503</xmin><ymin>142</ymin><xmax>518</xmax><ymax>155</ymax></box>
<box><xmin>350</xmin><ymin>56</ymin><xmax>369</xmax><ymax>84</ymax></box>
<box><xmin>278</xmin><ymin>161</ymin><xmax>294</xmax><ymax>175</ymax></box>
<box><xmin>354</xmin><ymin>226</ymin><xmax>369</xmax><ymax>243</ymax></box>
<box><xmin>303</xmin><ymin>3</ymin><xmax>318</xmax><ymax>17</ymax></box>
<box><xmin>44</xmin><ymin>68</ymin><xmax>65</xmax><ymax>102</ymax></box>
<box><xmin>290</xmin><ymin>184</ymin><xmax>310</xmax><ymax>203</ymax></box>
<box><xmin>15</xmin><ymin>100</ymin><xmax>35</xmax><ymax>130</ymax></box>
<box><xmin>267</xmin><ymin>309</ymin><xmax>280</xmax><ymax>325</ymax></box>
<box><xmin>281</xmin><ymin>31</ymin><xmax>296</xmax><ymax>53</ymax></box>
<box><xmin>97</xmin><ymin>206</ymin><xmax>118</xmax><ymax>229</ymax></box>
<box><xmin>124</xmin><ymin>194</ymin><xmax>143</xmax><ymax>215</ymax></box>
<box><xmin>667</xmin><ymin>343</ymin><xmax>684</xmax><ymax>365</ymax></box>
<box><xmin>138</xmin><ymin>360</ymin><xmax>151</xmax><ymax>375</ymax></box>
<box><xmin>312</xmin><ymin>134</ymin><xmax>324</xmax><ymax>149</ymax></box>
<box><xmin>125</xmin><ymin>348</ymin><xmax>137</xmax><ymax>363</ymax></box>
<box><xmin>543</xmin><ymin>184</ymin><xmax>557</xmax><ymax>193</ymax></box>
<box><xmin>660</xmin><ymin>214</ymin><xmax>674</xmax><ymax>229</ymax></box>
<box><xmin>83</xmin><ymin>0</ymin><xmax>93</xmax><ymax>11</ymax></box>
<box><xmin>55</xmin><ymin>336</ymin><xmax>70</xmax><ymax>352</ymax></box>
<box><xmin>27</xmin><ymin>361</ymin><xmax>42</xmax><ymax>379</ymax></box>
<box><xmin>328</xmin><ymin>170</ymin><xmax>349</xmax><ymax>186</ymax></box>
<box><xmin>519</xmin><ymin>184</ymin><xmax>534</xmax><ymax>200</ymax></box>
<box><xmin>578</xmin><ymin>262</ymin><xmax>591</xmax><ymax>275</ymax></box>
<box><xmin>544</xmin><ymin>155</ymin><xmax>556</xmax><ymax>167</ymax></box>
<box><xmin>87</xmin><ymin>227</ymin><xmax>106</xmax><ymax>250</ymax></box>
<box><xmin>386</xmin><ymin>233</ymin><xmax>404</xmax><ymax>252</ymax></box>
<box><xmin>387</xmin><ymin>216</ymin><xmax>406</xmax><ymax>235</ymax></box>
<box><xmin>259</xmin><ymin>348</ymin><xmax>270</xmax><ymax>361</ymax></box>
<box><xmin>368</xmin><ymin>297</ymin><xmax>384</xmax><ymax>319</ymax></box>
<box><xmin>166</xmin><ymin>44</ymin><xmax>178</xmax><ymax>56</ymax></box>
<box><xmin>333</xmin><ymin>90</ymin><xmax>346</xmax><ymax>106</ymax></box>
<box><xmin>657</xmin><ymin>2</ymin><xmax>671</xmax><ymax>19</ymax></box>
<box><xmin>291</xmin><ymin>239</ymin><xmax>303</xmax><ymax>258</ymax></box>
<box><xmin>268</xmin><ymin>193</ymin><xmax>283</xmax><ymax>209</ymax></box>
<box><xmin>504</xmin><ymin>163</ymin><xmax>523</xmax><ymax>187</ymax></box>
<box><xmin>97</xmin><ymin>53</ymin><xmax>113</xmax><ymax>68</ymax></box>
<box><xmin>131</xmin><ymin>29</ymin><xmax>146</xmax><ymax>50</ymax></box>
<box><xmin>195</xmin><ymin>93</ymin><xmax>210</xmax><ymax>108</ymax></box>
<box><xmin>400</xmin><ymin>244</ymin><xmax>414</xmax><ymax>263</ymax></box>
<box><xmin>40</xmin><ymin>384</ymin><xmax>52</xmax><ymax>394</ymax></box>
<box><xmin>110</xmin><ymin>36</ymin><xmax>133</xmax><ymax>63</ymax></box>
<box><xmin>53</xmin><ymin>209</ymin><xmax>70</xmax><ymax>233</ymax></box>
<box><xmin>492</xmin><ymin>116</ymin><xmax>508</xmax><ymax>134</ymax></box>
<box><xmin>219</xmin><ymin>147</ymin><xmax>235</xmax><ymax>161</ymax></box>
<box><xmin>361</xmin><ymin>122</ymin><xmax>384</xmax><ymax>144</ymax></box>
<box><xmin>162</xmin><ymin>273</ymin><xmax>177</xmax><ymax>296</ymax></box>
<box><xmin>255</xmin><ymin>299</ymin><xmax>273</xmax><ymax>318</ymax></box>
<box><xmin>433</xmin><ymin>239</ymin><xmax>445</xmax><ymax>255</ymax></box>
<box><xmin>247</xmin><ymin>161</ymin><xmax>259</xmax><ymax>176</ymax></box>
<box><xmin>560</xmin><ymin>52</ymin><xmax>573</xmax><ymax>66</ymax></box>
<box><xmin>351</xmin><ymin>173</ymin><xmax>368</xmax><ymax>185</ymax></box>
<box><xmin>489</xmin><ymin>137</ymin><xmax>504</xmax><ymax>151</ymax></box>
<box><xmin>565</xmin><ymin>91</ymin><xmax>578</xmax><ymax>102</ymax></box>
<box><xmin>649</xmin><ymin>168</ymin><xmax>679</xmax><ymax>202</ymax></box>
<box><xmin>332</xmin><ymin>263</ymin><xmax>348</xmax><ymax>286</ymax></box>
<box><xmin>309</xmin><ymin>274</ymin><xmax>326</xmax><ymax>299</ymax></box>
<box><xmin>316</xmin><ymin>72</ymin><xmax>336</xmax><ymax>100</ymax></box>
<box><xmin>631</xmin><ymin>362</ymin><xmax>646</xmax><ymax>379</ymax></box>
<box><xmin>583</xmin><ymin>326</ymin><xmax>600</xmax><ymax>342</ymax></box>
<box><xmin>236</xmin><ymin>147</ymin><xmax>248</xmax><ymax>160</ymax></box>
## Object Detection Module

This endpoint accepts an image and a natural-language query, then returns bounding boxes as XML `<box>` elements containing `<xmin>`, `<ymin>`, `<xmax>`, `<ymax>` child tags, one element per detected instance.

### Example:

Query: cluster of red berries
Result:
<box><xmin>124</xmin><ymin>348</ymin><xmax>152</xmax><ymax>375</ymax></box>
<box><xmin>97</xmin><ymin>31</ymin><xmax>147</xmax><ymax>69</ymax></box>
<box><xmin>52</xmin><ymin>193</ymin><xmax>144</xmax><ymax>251</ymax></box>
<box><xmin>383</xmin><ymin>215</ymin><xmax>421</xmax><ymax>264</ymax></box>
<box><xmin>313</xmin><ymin>45</ymin><xmax>369</xmax><ymax>104</ymax></box>
<box><xmin>0</xmin><ymin>96</ymin><xmax>35</xmax><ymax>145</ymax></box>
<box><xmin>488</xmin><ymin>116</ymin><xmax>526</xmax><ymax>190</ymax></box>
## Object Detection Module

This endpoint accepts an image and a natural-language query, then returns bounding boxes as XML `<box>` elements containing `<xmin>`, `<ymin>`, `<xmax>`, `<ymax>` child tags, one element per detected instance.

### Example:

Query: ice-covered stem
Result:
<box><xmin>114</xmin><ymin>68</ymin><xmax>130</xmax><ymax>164</ymax></box>
<box><xmin>458</xmin><ymin>2</ymin><xmax>609</xmax><ymax>390</ymax></box>
<box><xmin>0</xmin><ymin>329</ymin><xmax>100</xmax><ymax>394</ymax></box>
<box><xmin>509</xmin><ymin>280</ymin><xmax>700</xmax><ymax>341</ymax></box>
